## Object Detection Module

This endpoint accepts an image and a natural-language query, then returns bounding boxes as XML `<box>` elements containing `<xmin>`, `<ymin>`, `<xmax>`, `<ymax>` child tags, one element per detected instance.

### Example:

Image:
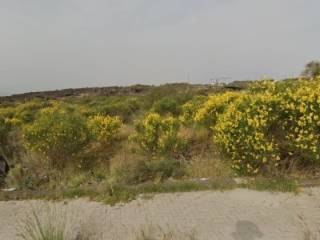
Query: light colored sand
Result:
<box><xmin>0</xmin><ymin>188</ymin><xmax>320</xmax><ymax>240</ymax></box>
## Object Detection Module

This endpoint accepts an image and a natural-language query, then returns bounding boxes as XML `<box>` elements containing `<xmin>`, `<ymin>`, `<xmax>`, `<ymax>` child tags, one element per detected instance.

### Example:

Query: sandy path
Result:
<box><xmin>0</xmin><ymin>188</ymin><xmax>320</xmax><ymax>240</ymax></box>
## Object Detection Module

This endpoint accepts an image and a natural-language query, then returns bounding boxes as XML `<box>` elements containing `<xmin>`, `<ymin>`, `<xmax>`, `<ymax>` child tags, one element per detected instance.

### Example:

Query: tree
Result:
<box><xmin>302</xmin><ymin>60</ymin><xmax>320</xmax><ymax>78</ymax></box>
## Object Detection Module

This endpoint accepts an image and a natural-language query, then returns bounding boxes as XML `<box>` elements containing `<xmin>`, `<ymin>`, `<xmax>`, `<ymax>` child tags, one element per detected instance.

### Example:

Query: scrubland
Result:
<box><xmin>1</xmin><ymin>78</ymin><xmax>320</xmax><ymax>203</ymax></box>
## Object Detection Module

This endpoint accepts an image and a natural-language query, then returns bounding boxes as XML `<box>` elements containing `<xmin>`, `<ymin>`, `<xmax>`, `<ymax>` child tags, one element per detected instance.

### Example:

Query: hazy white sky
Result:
<box><xmin>0</xmin><ymin>0</ymin><xmax>319</xmax><ymax>95</ymax></box>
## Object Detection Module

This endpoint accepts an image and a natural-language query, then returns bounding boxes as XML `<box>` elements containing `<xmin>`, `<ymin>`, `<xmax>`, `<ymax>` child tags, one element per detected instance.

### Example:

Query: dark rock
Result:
<box><xmin>0</xmin><ymin>154</ymin><xmax>9</xmax><ymax>186</ymax></box>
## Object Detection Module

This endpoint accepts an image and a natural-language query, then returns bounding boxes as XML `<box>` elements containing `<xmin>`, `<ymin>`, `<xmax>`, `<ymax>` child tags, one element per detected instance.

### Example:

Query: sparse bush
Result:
<box><xmin>6</xmin><ymin>162</ymin><xmax>44</xmax><ymax>190</ymax></box>
<box><xmin>111</xmin><ymin>158</ymin><xmax>185</xmax><ymax>184</ymax></box>
<box><xmin>131</xmin><ymin>113</ymin><xmax>182</xmax><ymax>156</ymax></box>
<box><xmin>87</xmin><ymin>114</ymin><xmax>122</xmax><ymax>144</ymax></box>
<box><xmin>23</xmin><ymin>107</ymin><xmax>89</xmax><ymax>169</ymax></box>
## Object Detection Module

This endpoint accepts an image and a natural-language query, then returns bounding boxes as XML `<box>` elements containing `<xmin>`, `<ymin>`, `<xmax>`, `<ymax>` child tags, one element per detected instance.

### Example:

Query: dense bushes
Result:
<box><xmin>277</xmin><ymin>79</ymin><xmax>320</xmax><ymax>167</ymax></box>
<box><xmin>213</xmin><ymin>79</ymin><xmax>320</xmax><ymax>175</ymax></box>
<box><xmin>2</xmin><ymin>79</ymin><xmax>320</xmax><ymax>191</ymax></box>
<box><xmin>88</xmin><ymin>96</ymin><xmax>141</xmax><ymax>122</ymax></box>
<box><xmin>152</xmin><ymin>97</ymin><xmax>180</xmax><ymax>116</ymax></box>
<box><xmin>214</xmin><ymin>92</ymin><xmax>281</xmax><ymax>175</ymax></box>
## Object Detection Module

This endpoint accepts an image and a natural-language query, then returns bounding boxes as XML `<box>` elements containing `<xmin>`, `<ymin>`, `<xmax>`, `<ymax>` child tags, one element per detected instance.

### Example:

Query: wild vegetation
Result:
<box><xmin>0</xmin><ymin>71</ymin><xmax>320</xmax><ymax>202</ymax></box>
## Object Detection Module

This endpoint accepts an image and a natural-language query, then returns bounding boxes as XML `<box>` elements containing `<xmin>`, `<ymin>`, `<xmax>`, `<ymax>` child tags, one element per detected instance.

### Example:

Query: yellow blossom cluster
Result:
<box><xmin>132</xmin><ymin>113</ymin><xmax>181</xmax><ymax>155</ymax></box>
<box><xmin>194</xmin><ymin>92</ymin><xmax>242</xmax><ymax>127</ymax></box>
<box><xmin>214</xmin><ymin>92</ymin><xmax>281</xmax><ymax>175</ymax></box>
<box><xmin>278</xmin><ymin>79</ymin><xmax>320</xmax><ymax>164</ymax></box>
<box><xmin>87</xmin><ymin>114</ymin><xmax>122</xmax><ymax>144</ymax></box>
<box><xmin>179</xmin><ymin>95</ymin><xmax>207</xmax><ymax>125</ymax></box>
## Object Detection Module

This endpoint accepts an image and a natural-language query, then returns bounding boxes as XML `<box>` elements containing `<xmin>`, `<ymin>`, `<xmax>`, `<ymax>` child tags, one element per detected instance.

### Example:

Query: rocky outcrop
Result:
<box><xmin>0</xmin><ymin>154</ymin><xmax>9</xmax><ymax>186</ymax></box>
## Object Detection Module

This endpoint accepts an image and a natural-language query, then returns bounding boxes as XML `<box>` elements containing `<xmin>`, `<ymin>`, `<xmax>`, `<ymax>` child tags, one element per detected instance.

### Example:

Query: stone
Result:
<box><xmin>0</xmin><ymin>154</ymin><xmax>9</xmax><ymax>186</ymax></box>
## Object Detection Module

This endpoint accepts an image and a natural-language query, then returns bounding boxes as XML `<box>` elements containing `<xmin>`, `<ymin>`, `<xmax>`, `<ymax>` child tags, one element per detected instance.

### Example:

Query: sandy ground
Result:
<box><xmin>0</xmin><ymin>188</ymin><xmax>320</xmax><ymax>240</ymax></box>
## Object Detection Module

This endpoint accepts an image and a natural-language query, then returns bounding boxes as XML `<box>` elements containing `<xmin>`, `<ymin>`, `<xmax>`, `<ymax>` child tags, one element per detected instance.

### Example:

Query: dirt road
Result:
<box><xmin>0</xmin><ymin>188</ymin><xmax>320</xmax><ymax>240</ymax></box>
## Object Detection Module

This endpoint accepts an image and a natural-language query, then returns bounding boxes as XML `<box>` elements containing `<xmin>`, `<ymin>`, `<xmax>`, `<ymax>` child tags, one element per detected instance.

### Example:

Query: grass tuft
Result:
<box><xmin>18</xmin><ymin>206</ymin><xmax>68</xmax><ymax>240</ymax></box>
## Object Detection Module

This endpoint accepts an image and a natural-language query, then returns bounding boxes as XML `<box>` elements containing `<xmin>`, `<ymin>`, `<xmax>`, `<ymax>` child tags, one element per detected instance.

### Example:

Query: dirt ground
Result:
<box><xmin>0</xmin><ymin>188</ymin><xmax>320</xmax><ymax>240</ymax></box>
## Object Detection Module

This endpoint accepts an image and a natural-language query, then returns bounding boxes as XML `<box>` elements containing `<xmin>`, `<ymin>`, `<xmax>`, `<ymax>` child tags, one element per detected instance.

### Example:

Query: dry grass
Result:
<box><xmin>18</xmin><ymin>205</ymin><xmax>69</xmax><ymax>240</ymax></box>
<box><xmin>17</xmin><ymin>205</ymin><xmax>198</xmax><ymax>240</ymax></box>
<box><xmin>186</xmin><ymin>154</ymin><xmax>232</xmax><ymax>179</ymax></box>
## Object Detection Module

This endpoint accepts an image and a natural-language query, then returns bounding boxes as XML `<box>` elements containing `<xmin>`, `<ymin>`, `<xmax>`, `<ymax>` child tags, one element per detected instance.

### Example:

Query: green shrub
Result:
<box><xmin>111</xmin><ymin>158</ymin><xmax>185</xmax><ymax>184</ymax></box>
<box><xmin>0</xmin><ymin>117</ymin><xmax>12</xmax><ymax>146</ymax></box>
<box><xmin>152</xmin><ymin>97</ymin><xmax>180</xmax><ymax>116</ymax></box>
<box><xmin>14</xmin><ymin>99</ymin><xmax>51</xmax><ymax>123</ymax></box>
<box><xmin>132</xmin><ymin>113</ymin><xmax>182</xmax><ymax>156</ymax></box>
<box><xmin>89</xmin><ymin>96</ymin><xmax>141</xmax><ymax>122</ymax></box>
<box><xmin>23</xmin><ymin>107</ymin><xmax>89</xmax><ymax>169</ymax></box>
<box><xmin>179</xmin><ymin>96</ymin><xmax>207</xmax><ymax>125</ymax></box>
<box><xmin>6</xmin><ymin>163</ymin><xmax>43</xmax><ymax>190</ymax></box>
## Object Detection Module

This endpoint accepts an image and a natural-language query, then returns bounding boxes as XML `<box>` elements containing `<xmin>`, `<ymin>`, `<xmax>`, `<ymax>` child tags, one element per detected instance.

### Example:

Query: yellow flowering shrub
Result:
<box><xmin>214</xmin><ymin>78</ymin><xmax>320</xmax><ymax>175</ymax></box>
<box><xmin>87</xmin><ymin>115</ymin><xmax>122</xmax><ymax>144</ymax></box>
<box><xmin>23</xmin><ymin>107</ymin><xmax>89</xmax><ymax>168</ymax></box>
<box><xmin>132</xmin><ymin>113</ymin><xmax>181</xmax><ymax>155</ymax></box>
<box><xmin>195</xmin><ymin>92</ymin><xmax>242</xmax><ymax>127</ymax></box>
<box><xmin>277</xmin><ymin>79</ymin><xmax>320</xmax><ymax>165</ymax></box>
<box><xmin>214</xmin><ymin>92</ymin><xmax>281</xmax><ymax>175</ymax></box>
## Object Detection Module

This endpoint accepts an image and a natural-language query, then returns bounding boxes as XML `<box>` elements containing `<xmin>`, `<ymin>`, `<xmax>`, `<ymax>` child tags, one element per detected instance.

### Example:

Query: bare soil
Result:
<box><xmin>0</xmin><ymin>188</ymin><xmax>320</xmax><ymax>240</ymax></box>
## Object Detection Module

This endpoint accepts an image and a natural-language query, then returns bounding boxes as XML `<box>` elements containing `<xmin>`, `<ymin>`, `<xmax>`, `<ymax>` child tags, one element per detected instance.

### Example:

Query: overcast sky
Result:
<box><xmin>0</xmin><ymin>0</ymin><xmax>319</xmax><ymax>95</ymax></box>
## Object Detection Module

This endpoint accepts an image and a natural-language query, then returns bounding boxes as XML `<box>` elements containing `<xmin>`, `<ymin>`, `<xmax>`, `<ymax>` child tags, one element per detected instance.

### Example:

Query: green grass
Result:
<box><xmin>241</xmin><ymin>177</ymin><xmax>299</xmax><ymax>193</ymax></box>
<box><xmin>0</xmin><ymin>178</ymin><xmax>299</xmax><ymax>205</ymax></box>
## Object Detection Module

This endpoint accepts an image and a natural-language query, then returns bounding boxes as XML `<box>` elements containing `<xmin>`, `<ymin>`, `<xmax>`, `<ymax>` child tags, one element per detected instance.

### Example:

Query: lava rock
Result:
<box><xmin>0</xmin><ymin>154</ymin><xmax>9</xmax><ymax>186</ymax></box>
